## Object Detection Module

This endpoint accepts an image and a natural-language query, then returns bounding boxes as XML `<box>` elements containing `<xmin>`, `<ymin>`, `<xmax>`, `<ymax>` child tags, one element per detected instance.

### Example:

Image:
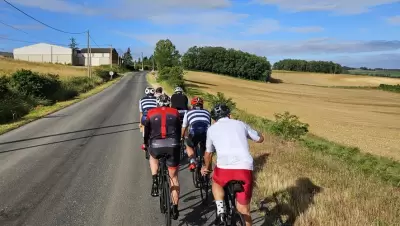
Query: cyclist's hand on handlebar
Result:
<box><xmin>201</xmin><ymin>166</ymin><xmax>211</xmax><ymax>176</ymax></box>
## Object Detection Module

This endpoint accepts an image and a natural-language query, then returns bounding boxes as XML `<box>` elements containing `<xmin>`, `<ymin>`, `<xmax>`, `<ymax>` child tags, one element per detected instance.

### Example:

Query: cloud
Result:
<box><xmin>245</xmin><ymin>19</ymin><xmax>323</xmax><ymax>34</ymax></box>
<box><xmin>117</xmin><ymin>31</ymin><xmax>400</xmax><ymax>57</ymax></box>
<box><xmin>286</xmin><ymin>26</ymin><xmax>324</xmax><ymax>33</ymax></box>
<box><xmin>387</xmin><ymin>15</ymin><xmax>400</xmax><ymax>25</ymax></box>
<box><xmin>149</xmin><ymin>11</ymin><xmax>248</xmax><ymax>27</ymax></box>
<box><xmin>9</xmin><ymin>0</ymin><xmax>101</xmax><ymax>15</ymax></box>
<box><xmin>253</xmin><ymin>0</ymin><xmax>399</xmax><ymax>14</ymax></box>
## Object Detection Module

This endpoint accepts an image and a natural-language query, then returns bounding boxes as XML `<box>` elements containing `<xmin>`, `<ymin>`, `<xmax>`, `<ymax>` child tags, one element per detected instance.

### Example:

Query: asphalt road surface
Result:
<box><xmin>0</xmin><ymin>72</ymin><xmax>221</xmax><ymax>226</ymax></box>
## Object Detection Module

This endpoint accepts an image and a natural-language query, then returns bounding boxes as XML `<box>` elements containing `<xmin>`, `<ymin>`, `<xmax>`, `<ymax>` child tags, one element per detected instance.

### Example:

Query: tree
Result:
<box><xmin>68</xmin><ymin>37</ymin><xmax>78</xmax><ymax>50</ymax></box>
<box><xmin>181</xmin><ymin>46</ymin><xmax>272</xmax><ymax>82</ymax></box>
<box><xmin>154</xmin><ymin>39</ymin><xmax>180</xmax><ymax>70</ymax></box>
<box><xmin>122</xmin><ymin>48</ymin><xmax>133</xmax><ymax>66</ymax></box>
<box><xmin>273</xmin><ymin>59</ymin><xmax>343</xmax><ymax>74</ymax></box>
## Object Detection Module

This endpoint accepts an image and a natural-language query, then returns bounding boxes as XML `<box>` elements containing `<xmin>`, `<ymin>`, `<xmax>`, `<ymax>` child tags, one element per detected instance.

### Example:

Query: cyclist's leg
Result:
<box><xmin>166</xmin><ymin>145</ymin><xmax>181</xmax><ymax>219</ymax></box>
<box><xmin>212</xmin><ymin>167</ymin><xmax>227</xmax><ymax>221</ymax></box>
<box><xmin>185</xmin><ymin>134</ymin><xmax>196</xmax><ymax>170</ymax></box>
<box><xmin>148</xmin><ymin>146</ymin><xmax>160</xmax><ymax>197</ymax></box>
<box><xmin>233</xmin><ymin>169</ymin><xmax>253</xmax><ymax>226</ymax></box>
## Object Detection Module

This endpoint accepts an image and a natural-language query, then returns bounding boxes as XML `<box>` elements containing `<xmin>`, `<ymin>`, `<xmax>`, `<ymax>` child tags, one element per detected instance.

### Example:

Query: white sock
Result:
<box><xmin>215</xmin><ymin>200</ymin><xmax>225</xmax><ymax>215</ymax></box>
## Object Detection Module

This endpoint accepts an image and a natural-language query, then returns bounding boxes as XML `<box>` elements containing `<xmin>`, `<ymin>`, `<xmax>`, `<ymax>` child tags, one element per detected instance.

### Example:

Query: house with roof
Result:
<box><xmin>80</xmin><ymin>48</ymin><xmax>119</xmax><ymax>66</ymax></box>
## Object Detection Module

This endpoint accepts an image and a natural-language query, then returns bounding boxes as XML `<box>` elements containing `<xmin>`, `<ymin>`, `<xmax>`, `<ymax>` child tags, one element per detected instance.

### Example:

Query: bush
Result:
<box><xmin>0</xmin><ymin>76</ymin><xmax>11</xmax><ymax>96</ymax></box>
<box><xmin>378</xmin><ymin>84</ymin><xmax>400</xmax><ymax>93</ymax></box>
<box><xmin>203</xmin><ymin>92</ymin><xmax>236</xmax><ymax>111</ymax></box>
<box><xmin>9</xmin><ymin>69</ymin><xmax>61</xmax><ymax>101</ymax></box>
<box><xmin>0</xmin><ymin>92</ymin><xmax>37</xmax><ymax>124</ymax></box>
<box><xmin>157</xmin><ymin>66</ymin><xmax>186</xmax><ymax>89</ymax></box>
<box><xmin>270</xmin><ymin>111</ymin><xmax>309</xmax><ymax>141</ymax></box>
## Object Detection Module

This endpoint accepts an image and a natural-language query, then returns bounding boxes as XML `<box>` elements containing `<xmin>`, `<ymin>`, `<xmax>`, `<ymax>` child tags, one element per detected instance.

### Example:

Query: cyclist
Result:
<box><xmin>170</xmin><ymin>86</ymin><xmax>189</xmax><ymax>124</ymax></box>
<box><xmin>155</xmin><ymin>86</ymin><xmax>163</xmax><ymax>98</ymax></box>
<box><xmin>139</xmin><ymin>87</ymin><xmax>157</xmax><ymax>137</ymax></box>
<box><xmin>181</xmin><ymin>97</ymin><xmax>211</xmax><ymax>171</ymax></box>
<box><xmin>143</xmin><ymin>93</ymin><xmax>181</xmax><ymax>220</ymax></box>
<box><xmin>201</xmin><ymin>104</ymin><xmax>264</xmax><ymax>226</ymax></box>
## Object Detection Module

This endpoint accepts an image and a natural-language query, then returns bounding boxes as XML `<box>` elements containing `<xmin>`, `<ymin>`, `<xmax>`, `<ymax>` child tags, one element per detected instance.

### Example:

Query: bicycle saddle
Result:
<box><xmin>226</xmin><ymin>180</ymin><xmax>245</xmax><ymax>193</ymax></box>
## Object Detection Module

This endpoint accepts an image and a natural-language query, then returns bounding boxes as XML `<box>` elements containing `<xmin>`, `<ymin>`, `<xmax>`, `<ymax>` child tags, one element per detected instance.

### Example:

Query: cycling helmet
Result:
<box><xmin>156</xmin><ymin>86</ymin><xmax>163</xmax><ymax>93</ymax></box>
<box><xmin>145</xmin><ymin>87</ymin><xmax>155</xmax><ymax>95</ymax></box>
<box><xmin>211</xmin><ymin>104</ymin><xmax>231</xmax><ymax>120</ymax></box>
<box><xmin>191</xmin><ymin>96</ymin><xmax>204</xmax><ymax>106</ymax></box>
<box><xmin>156</xmin><ymin>94</ymin><xmax>171</xmax><ymax>107</ymax></box>
<box><xmin>174</xmin><ymin>86</ymin><xmax>183</xmax><ymax>93</ymax></box>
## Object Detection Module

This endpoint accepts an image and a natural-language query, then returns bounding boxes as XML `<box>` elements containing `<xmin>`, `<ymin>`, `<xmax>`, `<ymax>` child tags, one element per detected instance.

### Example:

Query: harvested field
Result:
<box><xmin>185</xmin><ymin>71</ymin><xmax>400</xmax><ymax>161</ymax></box>
<box><xmin>0</xmin><ymin>58</ymin><xmax>86</xmax><ymax>77</ymax></box>
<box><xmin>273</xmin><ymin>70</ymin><xmax>400</xmax><ymax>86</ymax></box>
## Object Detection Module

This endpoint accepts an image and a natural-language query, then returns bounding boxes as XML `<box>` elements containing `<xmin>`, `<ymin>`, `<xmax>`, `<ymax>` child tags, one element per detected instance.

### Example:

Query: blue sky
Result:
<box><xmin>1</xmin><ymin>0</ymin><xmax>400</xmax><ymax>68</ymax></box>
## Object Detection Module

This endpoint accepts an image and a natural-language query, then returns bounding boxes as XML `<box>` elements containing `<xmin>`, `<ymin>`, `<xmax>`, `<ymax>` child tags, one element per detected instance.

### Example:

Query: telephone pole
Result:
<box><xmin>141</xmin><ymin>52</ymin><xmax>144</xmax><ymax>71</ymax></box>
<box><xmin>87</xmin><ymin>31</ymin><xmax>90</xmax><ymax>77</ymax></box>
<box><xmin>110</xmin><ymin>44</ymin><xmax>113</xmax><ymax>69</ymax></box>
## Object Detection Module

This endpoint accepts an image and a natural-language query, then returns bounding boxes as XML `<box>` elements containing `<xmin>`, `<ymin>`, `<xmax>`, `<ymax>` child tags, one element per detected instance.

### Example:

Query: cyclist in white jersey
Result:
<box><xmin>139</xmin><ymin>87</ymin><xmax>157</xmax><ymax>138</ymax></box>
<box><xmin>201</xmin><ymin>104</ymin><xmax>264</xmax><ymax>226</ymax></box>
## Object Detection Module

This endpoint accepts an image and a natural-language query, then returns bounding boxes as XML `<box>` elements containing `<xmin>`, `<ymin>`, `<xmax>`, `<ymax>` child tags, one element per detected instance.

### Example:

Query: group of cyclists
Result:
<box><xmin>139</xmin><ymin>85</ymin><xmax>264</xmax><ymax>226</ymax></box>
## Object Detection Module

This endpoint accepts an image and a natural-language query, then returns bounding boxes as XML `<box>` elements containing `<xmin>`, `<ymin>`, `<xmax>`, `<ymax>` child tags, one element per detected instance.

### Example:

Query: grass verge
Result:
<box><xmin>0</xmin><ymin>75</ymin><xmax>124</xmax><ymax>135</ymax></box>
<box><xmin>146</xmin><ymin>72</ymin><xmax>400</xmax><ymax>225</ymax></box>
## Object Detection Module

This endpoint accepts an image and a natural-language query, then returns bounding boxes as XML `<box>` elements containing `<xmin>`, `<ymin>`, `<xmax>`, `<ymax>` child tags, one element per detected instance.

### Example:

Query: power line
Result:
<box><xmin>3</xmin><ymin>0</ymin><xmax>87</xmax><ymax>35</ymax></box>
<box><xmin>89</xmin><ymin>34</ymin><xmax>100</xmax><ymax>48</ymax></box>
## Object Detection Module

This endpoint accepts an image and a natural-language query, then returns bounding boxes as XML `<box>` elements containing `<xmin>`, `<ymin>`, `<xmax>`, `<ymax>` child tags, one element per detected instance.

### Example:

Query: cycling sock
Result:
<box><xmin>190</xmin><ymin>158</ymin><xmax>196</xmax><ymax>164</ymax></box>
<box><xmin>215</xmin><ymin>200</ymin><xmax>224</xmax><ymax>215</ymax></box>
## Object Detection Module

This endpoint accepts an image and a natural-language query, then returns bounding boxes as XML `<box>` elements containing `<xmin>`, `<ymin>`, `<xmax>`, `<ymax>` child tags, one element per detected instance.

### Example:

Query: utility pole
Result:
<box><xmin>110</xmin><ymin>44</ymin><xmax>113</xmax><ymax>69</ymax></box>
<box><xmin>141</xmin><ymin>52</ymin><xmax>144</xmax><ymax>71</ymax></box>
<box><xmin>87</xmin><ymin>30</ymin><xmax>90</xmax><ymax>78</ymax></box>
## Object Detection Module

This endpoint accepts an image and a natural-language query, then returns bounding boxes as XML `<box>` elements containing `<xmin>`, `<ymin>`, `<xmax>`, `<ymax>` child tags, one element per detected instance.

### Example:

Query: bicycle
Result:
<box><xmin>180</xmin><ymin>139</ymin><xmax>186</xmax><ymax>161</ymax></box>
<box><xmin>218</xmin><ymin>180</ymin><xmax>246</xmax><ymax>226</ymax></box>
<box><xmin>157</xmin><ymin>153</ymin><xmax>173</xmax><ymax>226</ymax></box>
<box><xmin>191</xmin><ymin>143</ymin><xmax>210</xmax><ymax>203</ymax></box>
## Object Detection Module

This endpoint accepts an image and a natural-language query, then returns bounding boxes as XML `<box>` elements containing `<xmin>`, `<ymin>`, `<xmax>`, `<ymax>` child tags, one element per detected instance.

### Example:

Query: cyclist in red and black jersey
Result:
<box><xmin>143</xmin><ymin>94</ymin><xmax>181</xmax><ymax>220</ymax></box>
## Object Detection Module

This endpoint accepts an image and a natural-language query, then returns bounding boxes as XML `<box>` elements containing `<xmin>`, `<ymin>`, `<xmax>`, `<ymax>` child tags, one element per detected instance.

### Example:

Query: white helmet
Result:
<box><xmin>145</xmin><ymin>87</ymin><xmax>155</xmax><ymax>95</ymax></box>
<box><xmin>174</xmin><ymin>86</ymin><xmax>183</xmax><ymax>93</ymax></box>
<box><xmin>156</xmin><ymin>94</ymin><xmax>171</xmax><ymax>107</ymax></box>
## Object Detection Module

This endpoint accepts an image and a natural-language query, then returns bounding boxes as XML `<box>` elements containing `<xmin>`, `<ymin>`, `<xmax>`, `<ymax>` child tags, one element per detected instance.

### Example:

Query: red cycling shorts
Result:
<box><xmin>212</xmin><ymin>166</ymin><xmax>253</xmax><ymax>205</ymax></box>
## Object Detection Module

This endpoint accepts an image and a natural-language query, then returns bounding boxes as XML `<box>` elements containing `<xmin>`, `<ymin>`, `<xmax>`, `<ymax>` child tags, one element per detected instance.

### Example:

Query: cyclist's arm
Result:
<box><xmin>204</xmin><ymin>129</ymin><xmax>215</xmax><ymax>170</ymax></box>
<box><xmin>244</xmin><ymin>123</ymin><xmax>264</xmax><ymax>143</ymax></box>
<box><xmin>181</xmin><ymin>111</ymin><xmax>189</xmax><ymax>138</ymax></box>
<box><xmin>143</xmin><ymin>115</ymin><xmax>150</xmax><ymax>146</ymax></box>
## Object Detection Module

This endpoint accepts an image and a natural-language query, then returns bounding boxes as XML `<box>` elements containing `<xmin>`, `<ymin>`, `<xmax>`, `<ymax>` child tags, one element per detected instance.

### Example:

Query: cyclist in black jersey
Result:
<box><xmin>170</xmin><ymin>86</ymin><xmax>189</xmax><ymax>124</ymax></box>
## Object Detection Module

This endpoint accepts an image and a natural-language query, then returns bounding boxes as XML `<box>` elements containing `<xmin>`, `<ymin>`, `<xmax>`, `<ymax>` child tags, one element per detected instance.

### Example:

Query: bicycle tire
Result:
<box><xmin>230</xmin><ymin>209</ymin><xmax>246</xmax><ymax>226</ymax></box>
<box><xmin>164</xmin><ymin>174</ymin><xmax>172</xmax><ymax>226</ymax></box>
<box><xmin>159</xmin><ymin>167</ymin><xmax>165</xmax><ymax>214</ymax></box>
<box><xmin>201</xmin><ymin>174</ymin><xmax>209</xmax><ymax>203</ymax></box>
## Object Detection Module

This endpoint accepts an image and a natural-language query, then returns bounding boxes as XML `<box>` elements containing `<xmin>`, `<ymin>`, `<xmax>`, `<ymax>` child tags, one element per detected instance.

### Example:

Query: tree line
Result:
<box><xmin>181</xmin><ymin>46</ymin><xmax>271</xmax><ymax>81</ymax></box>
<box><xmin>273</xmin><ymin>59</ymin><xmax>343</xmax><ymax>74</ymax></box>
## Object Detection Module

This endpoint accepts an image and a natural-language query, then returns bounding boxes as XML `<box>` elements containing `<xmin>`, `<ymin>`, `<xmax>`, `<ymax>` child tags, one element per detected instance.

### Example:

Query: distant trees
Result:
<box><xmin>273</xmin><ymin>59</ymin><xmax>343</xmax><ymax>74</ymax></box>
<box><xmin>122</xmin><ymin>48</ymin><xmax>133</xmax><ymax>67</ymax></box>
<box><xmin>154</xmin><ymin>39</ymin><xmax>181</xmax><ymax>70</ymax></box>
<box><xmin>182</xmin><ymin>46</ymin><xmax>272</xmax><ymax>81</ymax></box>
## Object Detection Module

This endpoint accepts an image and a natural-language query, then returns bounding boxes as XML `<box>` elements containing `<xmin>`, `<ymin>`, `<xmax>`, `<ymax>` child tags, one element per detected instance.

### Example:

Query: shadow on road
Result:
<box><xmin>178</xmin><ymin>189</ymin><xmax>215</xmax><ymax>226</ymax></box>
<box><xmin>0</xmin><ymin>128</ymin><xmax>139</xmax><ymax>154</ymax></box>
<box><xmin>0</xmin><ymin>122</ymin><xmax>139</xmax><ymax>146</ymax></box>
<box><xmin>254</xmin><ymin>177</ymin><xmax>323</xmax><ymax>226</ymax></box>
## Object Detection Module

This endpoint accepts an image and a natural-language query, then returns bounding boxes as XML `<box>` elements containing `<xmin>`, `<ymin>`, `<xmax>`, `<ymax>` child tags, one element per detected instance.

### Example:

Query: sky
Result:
<box><xmin>1</xmin><ymin>0</ymin><xmax>400</xmax><ymax>68</ymax></box>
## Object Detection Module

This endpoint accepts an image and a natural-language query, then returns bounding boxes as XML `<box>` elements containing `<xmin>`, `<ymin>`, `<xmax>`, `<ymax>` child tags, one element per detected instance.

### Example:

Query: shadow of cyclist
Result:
<box><xmin>178</xmin><ymin>189</ymin><xmax>215</xmax><ymax>226</ymax></box>
<box><xmin>255</xmin><ymin>177</ymin><xmax>322</xmax><ymax>226</ymax></box>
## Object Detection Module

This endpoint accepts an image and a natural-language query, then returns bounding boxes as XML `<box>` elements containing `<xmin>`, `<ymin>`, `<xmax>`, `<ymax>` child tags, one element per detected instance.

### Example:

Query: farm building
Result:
<box><xmin>13</xmin><ymin>43</ymin><xmax>84</xmax><ymax>65</ymax></box>
<box><xmin>80</xmin><ymin>48</ymin><xmax>119</xmax><ymax>66</ymax></box>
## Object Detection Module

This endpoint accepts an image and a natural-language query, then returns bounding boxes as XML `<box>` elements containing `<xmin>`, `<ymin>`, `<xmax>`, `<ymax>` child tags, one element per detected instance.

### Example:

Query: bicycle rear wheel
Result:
<box><xmin>200</xmin><ymin>174</ymin><xmax>209</xmax><ymax>203</ymax></box>
<box><xmin>164</xmin><ymin>174</ymin><xmax>172</xmax><ymax>226</ymax></box>
<box><xmin>159</xmin><ymin>169</ymin><xmax>165</xmax><ymax>214</ymax></box>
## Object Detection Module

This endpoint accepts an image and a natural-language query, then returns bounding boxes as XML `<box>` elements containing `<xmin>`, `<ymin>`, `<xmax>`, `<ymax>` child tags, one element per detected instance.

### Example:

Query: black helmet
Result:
<box><xmin>211</xmin><ymin>104</ymin><xmax>231</xmax><ymax>121</ymax></box>
<box><xmin>156</xmin><ymin>93</ymin><xmax>171</xmax><ymax>107</ymax></box>
<box><xmin>156</xmin><ymin>86</ymin><xmax>163</xmax><ymax>93</ymax></box>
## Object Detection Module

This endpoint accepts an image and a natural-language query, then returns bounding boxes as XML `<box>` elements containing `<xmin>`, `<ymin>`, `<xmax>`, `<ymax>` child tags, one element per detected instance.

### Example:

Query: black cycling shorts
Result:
<box><xmin>148</xmin><ymin>138</ymin><xmax>181</xmax><ymax>168</ymax></box>
<box><xmin>185</xmin><ymin>133</ymin><xmax>207</xmax><ymax>156</ymax></box>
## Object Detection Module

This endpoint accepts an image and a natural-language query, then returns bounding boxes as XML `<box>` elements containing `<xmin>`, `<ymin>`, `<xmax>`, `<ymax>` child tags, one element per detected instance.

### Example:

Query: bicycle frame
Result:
<box><xmin>157</xmin><ymin>155</ymin><xmax>172</xmax><ymax>226</ymax></box>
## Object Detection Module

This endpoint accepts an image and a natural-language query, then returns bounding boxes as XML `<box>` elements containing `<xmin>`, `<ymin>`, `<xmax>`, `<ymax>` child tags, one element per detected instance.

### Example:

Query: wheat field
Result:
<box><xmin>184</xmin><ymin>71</ymin><xmax>400</xmax><ymax>161</ymax></box>
<box><xmin>0</xmin><ymin>58</ymin><xmax>86</xmax><ymax>77</ymax></box>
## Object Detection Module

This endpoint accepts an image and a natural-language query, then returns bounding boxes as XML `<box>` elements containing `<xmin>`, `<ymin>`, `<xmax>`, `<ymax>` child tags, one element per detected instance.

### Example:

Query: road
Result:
<box><xmin>0</xmin><ymin>72</ymin><xmax>217</xmax><ymax>226</ymax></box>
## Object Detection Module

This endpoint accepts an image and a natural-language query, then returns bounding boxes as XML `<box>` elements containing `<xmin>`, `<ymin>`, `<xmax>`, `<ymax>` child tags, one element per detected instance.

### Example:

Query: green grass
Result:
<box><xmin>0</xmin><ymin>75</ymin><xmax>124</xmax><ymax>135</ymax></box>
<box><xmin>147</xmin><ymin>72</ymin><xmax>400</xmax><ymax>187</ymax></box>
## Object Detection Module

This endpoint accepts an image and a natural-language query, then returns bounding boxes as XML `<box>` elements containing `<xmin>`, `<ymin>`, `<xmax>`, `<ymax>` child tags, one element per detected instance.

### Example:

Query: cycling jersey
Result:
<box><xmin>144</xmin><ymin>106</ymin><xmax>182</xmax><ymax>144</ymax></box>
<box><xmin>139</xmin><ymin>95</ymin><xmax>157</xmax><ymax>125</ymax></box>
<box><xmin>205</xmin><ymin>117</ymin><xmax>260</xmax><ymax>170</ymax></box>
<box><xmin>171</xmin><ymin>93</ymin><xmax>189</xmax><ymax>111</ymax></box>
<box><xmin>182</xmin><ymin>108</ymin><xmax>211</xmax><ymax>135</ymax></box>
<box><xmin>144</xmin><ymin>106</ymin><xmax>182</xmax><ymax>167</ymax></box>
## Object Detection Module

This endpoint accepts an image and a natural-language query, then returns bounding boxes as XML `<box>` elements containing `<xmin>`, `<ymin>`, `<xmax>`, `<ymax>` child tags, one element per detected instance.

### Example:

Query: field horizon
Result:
<box><xmin>184</xmin><ymin>70</ymin><xmax>400</xmax><ymax>161</ymax></box>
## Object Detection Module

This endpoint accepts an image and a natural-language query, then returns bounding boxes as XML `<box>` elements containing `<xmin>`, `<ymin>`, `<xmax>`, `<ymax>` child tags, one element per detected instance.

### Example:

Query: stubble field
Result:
<box><xmin>184</xmin><ymin>71</ymin><xmax>400</xmax><ymax>161</ymax></box>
